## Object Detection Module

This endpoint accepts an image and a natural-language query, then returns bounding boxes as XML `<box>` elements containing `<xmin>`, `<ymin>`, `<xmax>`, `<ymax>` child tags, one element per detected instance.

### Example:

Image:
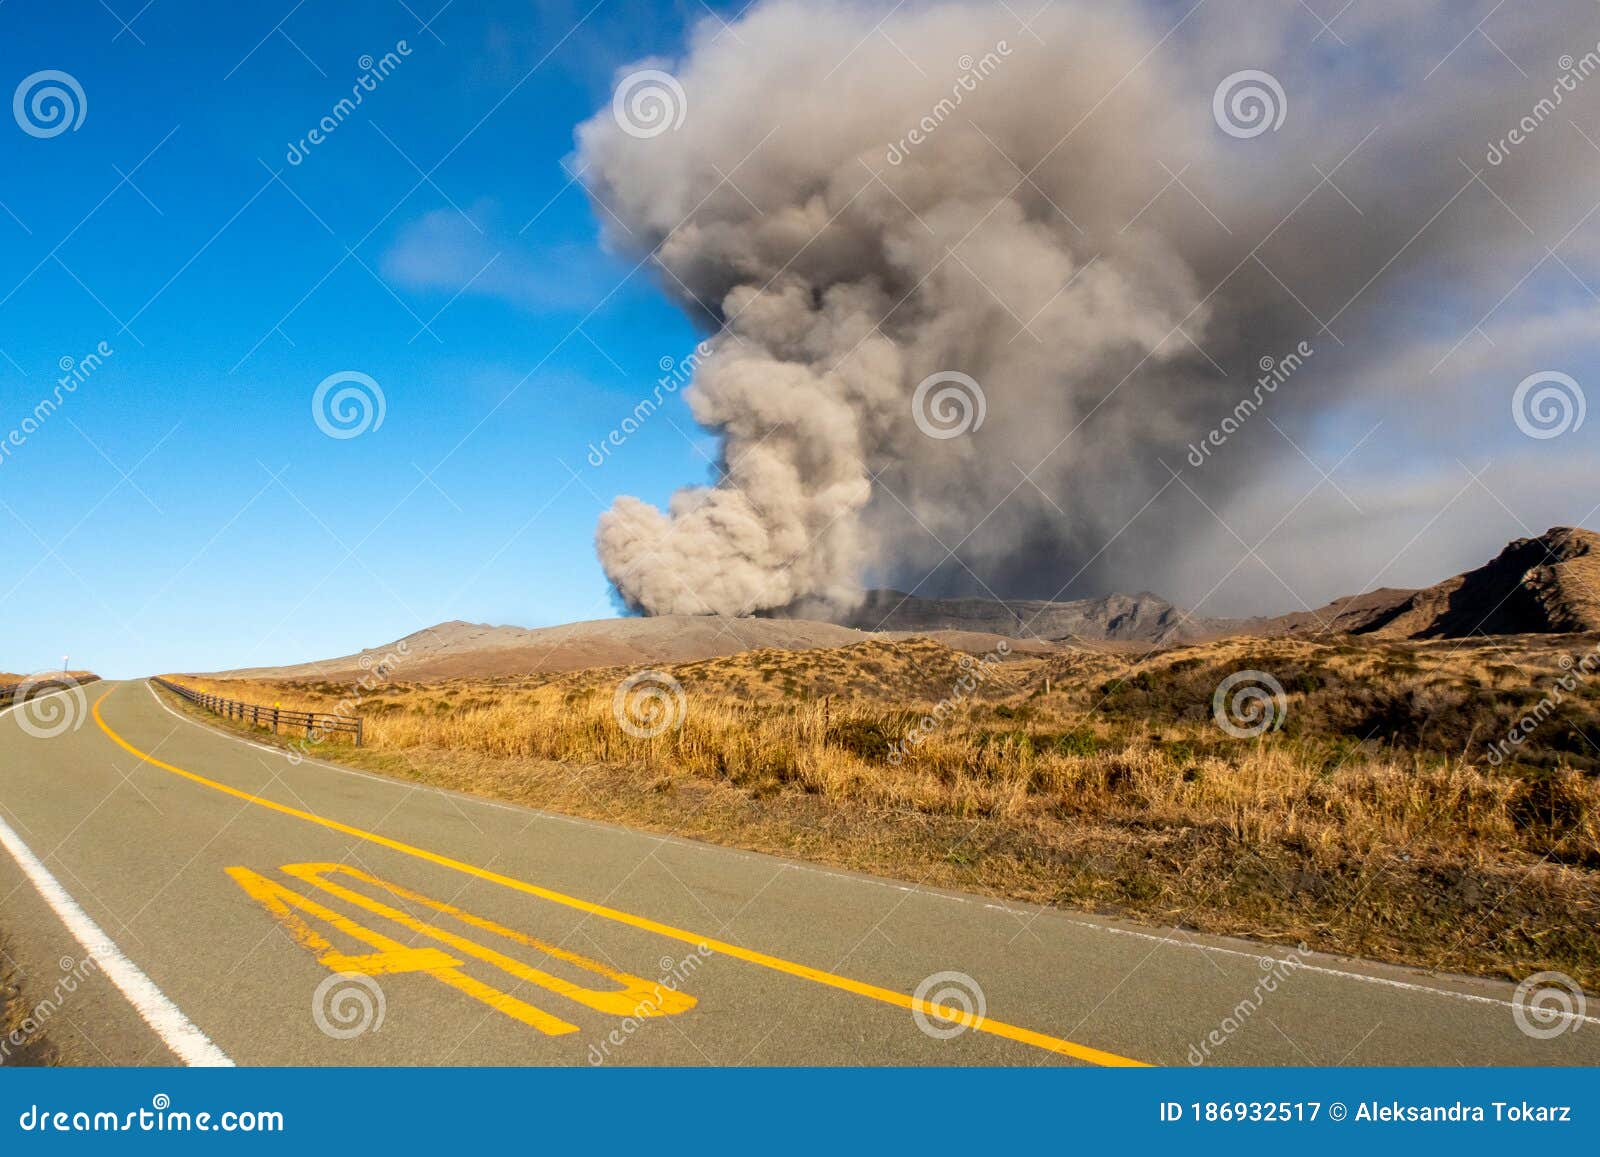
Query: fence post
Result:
<box><xmin>172</xmin><ymin>683</ymin><xmax>360</xmax><ymax>753</ymax></box>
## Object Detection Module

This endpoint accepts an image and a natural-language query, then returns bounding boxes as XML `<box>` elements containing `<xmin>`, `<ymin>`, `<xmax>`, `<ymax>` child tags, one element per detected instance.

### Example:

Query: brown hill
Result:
<box><xmin>1247</xmin><ymin>589</ymin><xmax>1418</xmax><ymax>638</ymax></box>
<box><xmin>216</xmin><ymin>617</ymin><xmax>870</xmax><ymax>681</ymax></box>
<box><xmin>1369</xmin><ymin>527</ymin><xmax>1600</xmax><ymax>638</ymax></box>
<box><xmin>1258</xmin><ymin>527</ymin><xmax>1600</xmax><ymax>640</ymax></box>
<box><xmin>215</xmin><ymin>616</ymin><xmax>1052</xmax><ymax>683</ymax></box>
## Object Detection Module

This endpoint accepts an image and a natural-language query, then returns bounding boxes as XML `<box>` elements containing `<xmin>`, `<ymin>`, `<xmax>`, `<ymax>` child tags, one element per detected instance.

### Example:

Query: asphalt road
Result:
<box><xmin>0</xmin><ymin>679</ymin><xmax>1594</xmax><ymax>1067</ymax></box>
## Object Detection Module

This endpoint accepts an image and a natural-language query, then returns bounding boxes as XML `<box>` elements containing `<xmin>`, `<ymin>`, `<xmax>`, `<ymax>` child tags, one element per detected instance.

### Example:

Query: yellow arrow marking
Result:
<box><xmin>229</xmin><ymin>866</ymin><xmax>583</xmax><ymax>1035</ymax></box>
<box><xmin>278</xmin><ymin>862</ymin><xmax>695</xmax><ymax>1018</ymax></box>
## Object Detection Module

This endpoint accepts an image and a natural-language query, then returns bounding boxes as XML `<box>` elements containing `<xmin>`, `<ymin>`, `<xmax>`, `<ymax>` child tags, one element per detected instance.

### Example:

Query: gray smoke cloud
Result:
<box><xmin>577</xmin><ymin>0</ymin><xmax>1600</xmax><ymax>616</ymax></box>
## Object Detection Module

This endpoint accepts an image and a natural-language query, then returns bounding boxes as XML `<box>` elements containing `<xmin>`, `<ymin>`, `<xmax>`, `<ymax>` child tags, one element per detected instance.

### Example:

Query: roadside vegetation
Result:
<box><xmin>162</xmin><ymin>631</ymin><xmax>1600</xmax><ymax>988</ymax></box>
<box><xmin>0</xmin><ymin>671</ymin><xmax>99</xmax><ymax>684</ymax></box>
<box><xmin>0</xmin><ymin>672</ymin><xmax>101</xmax><ymax>710</ymax></box>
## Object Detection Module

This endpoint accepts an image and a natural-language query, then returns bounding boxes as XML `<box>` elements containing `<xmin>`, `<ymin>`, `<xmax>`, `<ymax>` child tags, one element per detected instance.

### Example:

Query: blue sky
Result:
<box><xmin>4</xmin><ymin>0</ymin><xmax>1599</xmax><ymax>678</ymax></box>
<box><xmin>2</xmin><ymin>0</ymin><xmax>730</xmax><ymax>676</ymax></box>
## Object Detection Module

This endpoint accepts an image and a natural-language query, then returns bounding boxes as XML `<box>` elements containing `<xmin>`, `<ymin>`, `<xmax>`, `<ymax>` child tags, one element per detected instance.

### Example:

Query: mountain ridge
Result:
<box><xmin>1251</xmin><ymin>526</ymin><xmax>1600</xmax><ymax>640</ymax></box>
<box><xmin>759</xmin><ymin>588</ymin><xmax>1223</xmax><ymax>643</ymax></box>
<box><xmin>206</xmin><ymin>527</ymin><xmax>1600</xmax><ymax>682</ymax></box>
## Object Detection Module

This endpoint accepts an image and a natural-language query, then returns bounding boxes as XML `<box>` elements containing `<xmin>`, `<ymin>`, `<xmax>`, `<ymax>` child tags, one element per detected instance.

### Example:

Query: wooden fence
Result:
<box><xmin>152</xmin><ymin>677</ymin><xmax>363</xmax><ymax>746</ymax></box>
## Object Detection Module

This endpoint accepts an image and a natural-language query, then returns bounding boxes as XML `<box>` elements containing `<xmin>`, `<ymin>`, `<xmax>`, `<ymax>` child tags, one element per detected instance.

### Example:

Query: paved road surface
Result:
<box><xmin>0</xmin><ymin>680</ymin><xmax>1594</xmax><ymax>1066</ymax></box>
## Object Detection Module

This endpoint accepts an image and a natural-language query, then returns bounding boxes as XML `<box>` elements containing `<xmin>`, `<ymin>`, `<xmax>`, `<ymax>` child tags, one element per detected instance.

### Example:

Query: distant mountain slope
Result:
<box><xmin>210</xmin><ymin>528</ymin><xmax>1600</xmax><ymax>683</ymax></box>
<box><xmin>763</xmin><ymin>589</ymin><xmax>1223</xmax><ymax>643</ymax></box>
<box><xmin>1255</xmin><ymin>527</ymin><xmax>1600</xmax><ymax>640</ymax></box>
<box><xmin>1362</xmin><ymin>526</ymin><xmax>1600</xmax><ymax>638</ymax></box>
<box><xmin>214</xmin><ymin>616</ymin><xmax>882</xmax><ymax>681</ymax></box>
<box><xmin>1243</xmin><ymin>589</ymin><xmax>1419</xmax><ymax>638</ymax></box>
<box><xmin>214</xmin><ymin>613</ymin><xmax>1069</xmax><ymax>682</ymax></box>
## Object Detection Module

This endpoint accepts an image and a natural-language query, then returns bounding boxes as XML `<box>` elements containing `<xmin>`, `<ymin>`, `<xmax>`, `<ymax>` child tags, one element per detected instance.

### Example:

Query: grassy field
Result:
<box><xmin>163</xmin><ymin>631</ymin><xmax>1600</xmax><ymax>987</ymax></box>
<box><xmin>0</xmin><ymin>671</ymin><xmax>99</xmax><ymax>684</ymax></box>
<box><xmin>0</xmin><ymin>672</ymin><xmax>101</xmax><ymax>703</ymax></box>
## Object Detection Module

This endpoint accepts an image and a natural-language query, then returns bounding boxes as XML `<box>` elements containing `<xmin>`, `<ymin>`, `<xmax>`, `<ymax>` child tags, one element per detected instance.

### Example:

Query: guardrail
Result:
<box><xmin>0</xmin><ymin>675</ymin><xmax>100</xmax><ymax>710</ymax></box>
<box><xmin>152</xmin><ymin>677</ymin><xmax>363</xmax><ymax>747</ymax></box>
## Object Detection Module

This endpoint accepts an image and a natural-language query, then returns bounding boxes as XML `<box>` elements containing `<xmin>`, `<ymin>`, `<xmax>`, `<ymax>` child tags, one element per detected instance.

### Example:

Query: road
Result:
<box><xmin>0</xmin><ymin>679</ymin><xmax>1594</xmax><ymax>1067</ymax></box>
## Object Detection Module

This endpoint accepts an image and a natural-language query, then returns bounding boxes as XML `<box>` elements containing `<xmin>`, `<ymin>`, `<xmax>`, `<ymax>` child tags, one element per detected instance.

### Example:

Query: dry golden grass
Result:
<box><xmin>164</xmin><ymin>631</ymin><xmax>1600</xmax><ymax>986</ymax></box>
<box><xmin>0</xmin><ymin>673</ymin><xmax>99</xmax><ymax>712</ymax></box>
<box><xmin>0</xmin><ymin>671</ymin><xmax>97</xmax><ymax>685</ymax></box>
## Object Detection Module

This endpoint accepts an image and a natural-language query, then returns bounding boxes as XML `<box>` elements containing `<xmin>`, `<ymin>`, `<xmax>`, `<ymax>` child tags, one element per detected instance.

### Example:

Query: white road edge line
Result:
<box><xmin>1</xmin><ymin>693</ymin><xmax>233</xmax><ymax>1067</ymax></box>
<box><xmin>0</xmin><ymin>812</ymin><xmax>233</xmax><ymax>1066</ymax></box>
<box><xmin>137</xmin><ymin>681</ymin><xmax>1593</xmax><ymax>1026</ymax></box>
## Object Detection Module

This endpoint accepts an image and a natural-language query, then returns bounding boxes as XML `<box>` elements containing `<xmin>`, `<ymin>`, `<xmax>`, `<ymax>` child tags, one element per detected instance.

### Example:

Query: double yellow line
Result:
<box><xmin>97</xmin><ymin>687</ymin><xmax>1145</xmax><ymax>1066</ymax></box>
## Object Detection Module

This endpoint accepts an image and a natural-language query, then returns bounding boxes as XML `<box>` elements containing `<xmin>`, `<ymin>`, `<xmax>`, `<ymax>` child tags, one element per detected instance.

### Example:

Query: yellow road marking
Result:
<box><xmin>100</xmin><ymin>688</ymin><xmax>1146</xmax><ymax>1066</ymax></box>
<box><xmin>256</xmin><ymin>862</ymin><xmax>696</xmax><ymax>1021</ymax></box>
<box><xmin>228</xmin><ymin>864</ymin><xmax>583</xmax><ymax>1034</ymax></box>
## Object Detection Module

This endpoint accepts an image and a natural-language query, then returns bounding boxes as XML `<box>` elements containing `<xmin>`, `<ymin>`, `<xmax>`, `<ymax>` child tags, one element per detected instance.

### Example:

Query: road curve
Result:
<box><xmin>0</xmin><ymin>679</ymin><xmax>1594</xmax><ymax>1066</ymax></box>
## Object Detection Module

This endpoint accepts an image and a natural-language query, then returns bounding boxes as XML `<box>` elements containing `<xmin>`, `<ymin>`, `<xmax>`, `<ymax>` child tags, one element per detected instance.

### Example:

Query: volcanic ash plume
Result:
<box><xmin>577</xmin><ymin>0</ymin><xmax>1599</xmax><ymax>615</ymax></box>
